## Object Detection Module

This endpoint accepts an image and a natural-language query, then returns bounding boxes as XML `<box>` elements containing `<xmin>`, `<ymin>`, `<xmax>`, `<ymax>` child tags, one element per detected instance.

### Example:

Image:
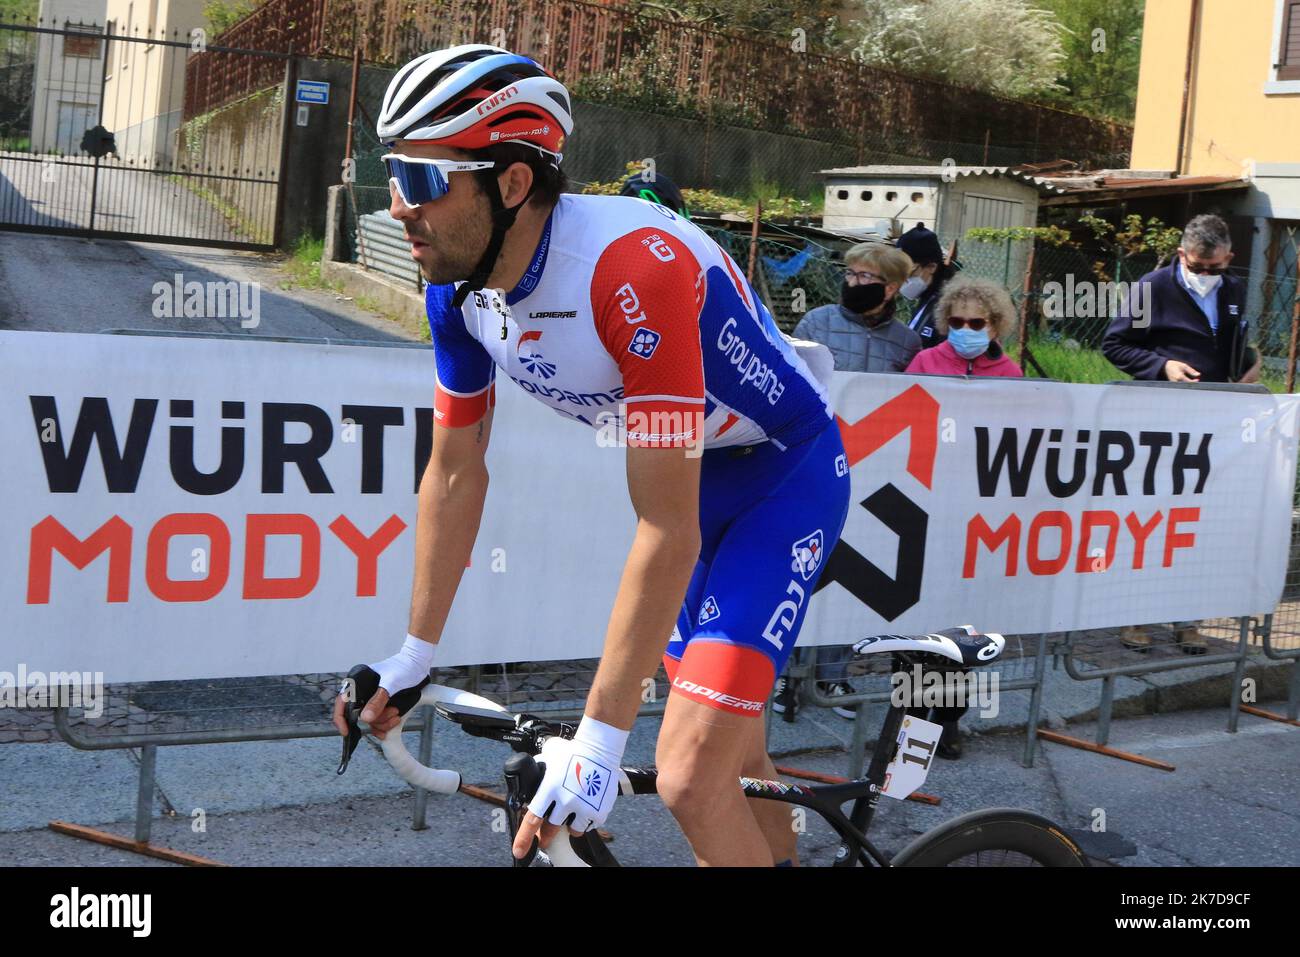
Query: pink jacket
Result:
<box><xmin>905</xmin><ymin>340</ymin><xmax>1024</xmax><ymax>377</ymax></box>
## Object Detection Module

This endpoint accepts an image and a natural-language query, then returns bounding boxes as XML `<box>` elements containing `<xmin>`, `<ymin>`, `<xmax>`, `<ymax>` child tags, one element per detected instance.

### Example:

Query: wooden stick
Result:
<box><xmin>1240</xmin><ymin>705</ymin><xmax>1300</xmax><ymax>727</ymax></box>
<box><xmin>1287</xmin><ymin>244</ymin><xmax>1300</xmax><ymax>393</ymax></box>
<box><xmin>746</xmin><ymin>199</ymin><xmax>762</xmax><ymax>285</ymax></box>
<box><xmin>47</xmin><ymin>821</ymin><xmax>227</xmax><ymax>866</ymax></box>
<box><xmin>1036</xmin><ymin>730</ymin><xmax>1176</xmax><ymax>771</ymax></box>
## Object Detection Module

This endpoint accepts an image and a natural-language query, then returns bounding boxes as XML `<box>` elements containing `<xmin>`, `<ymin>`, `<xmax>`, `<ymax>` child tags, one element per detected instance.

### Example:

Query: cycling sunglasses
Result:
<box><xmin>383</xmin><ymin>154</ymin><xmax>495</xmax><ymax>207</ymax></box>
<box><xmin>948</xmin><ymin>316</ymin><xmax>988</xmax><ymax>331</ymax></box>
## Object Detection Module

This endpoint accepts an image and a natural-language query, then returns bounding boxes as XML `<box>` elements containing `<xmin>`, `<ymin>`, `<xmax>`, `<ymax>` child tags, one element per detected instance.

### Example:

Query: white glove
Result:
<box><xmin>368</xmin><ymin>633</ymin><xmax>436</xmax><ymax>696</ymax></box>
<box><xmin>528</xmin><ymin>715</ymin><xmax>629</xmax><ymax>833</ymax></box>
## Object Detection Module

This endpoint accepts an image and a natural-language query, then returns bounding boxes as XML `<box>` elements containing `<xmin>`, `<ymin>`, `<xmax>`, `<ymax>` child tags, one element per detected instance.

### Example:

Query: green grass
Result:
<box><xmin>280</xmin><ymin>234</ymin><xmax>327</xmax><ymax>290</ymax></box>
<box><xmin>1018</xmin><ymin>337</ymin><xmax>1130</xmax><ymax>384</ymax></box>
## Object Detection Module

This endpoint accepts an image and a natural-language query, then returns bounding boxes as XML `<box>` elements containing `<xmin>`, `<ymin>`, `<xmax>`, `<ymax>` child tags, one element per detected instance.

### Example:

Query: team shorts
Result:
<box><xmin>662</xmin><ymin>419</ymin><xmax>851</xmax><ymax>716</ymax></box>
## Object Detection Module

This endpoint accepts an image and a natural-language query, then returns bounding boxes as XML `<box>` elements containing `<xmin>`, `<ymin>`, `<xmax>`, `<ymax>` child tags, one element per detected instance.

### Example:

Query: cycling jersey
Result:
<box><xmin>426</xmin><ymin>193</ymin><xmax>832</xmax><ymax>450</ymax></box>
<box><xmin>425</xmin><ymin>193</ymin><xmax>849</xmax><ymax>715</ymax></box>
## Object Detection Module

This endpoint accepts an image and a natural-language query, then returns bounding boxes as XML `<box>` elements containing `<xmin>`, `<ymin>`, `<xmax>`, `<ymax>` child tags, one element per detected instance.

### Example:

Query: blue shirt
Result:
<box><xmin>1175</xmin><ymin>264</ymin><xmax>1219</xmax><ymax>333</ymax></box>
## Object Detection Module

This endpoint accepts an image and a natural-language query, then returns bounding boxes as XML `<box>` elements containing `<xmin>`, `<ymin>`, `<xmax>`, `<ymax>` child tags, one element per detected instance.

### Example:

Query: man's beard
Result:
<box><xmin>411</xmin><ymin>197</ymin><xmax>492</xmax><ymax>286</ymax></box>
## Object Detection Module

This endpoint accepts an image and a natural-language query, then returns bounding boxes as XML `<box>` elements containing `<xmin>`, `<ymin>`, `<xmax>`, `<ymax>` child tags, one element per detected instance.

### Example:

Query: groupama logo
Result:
<box><xmin>814</xmin><ymin>384</ymin><xmax>940</xmax><ymax>621</ymax></box>
<box><xmin>516</xmin><ymin>330</ymin><xmax>557</xmax><ymax>379</ymax></box>
<box><xmin>565</xmin><ymin>755</ymin><xmax>611</xmax><ymax>810</ymax></box>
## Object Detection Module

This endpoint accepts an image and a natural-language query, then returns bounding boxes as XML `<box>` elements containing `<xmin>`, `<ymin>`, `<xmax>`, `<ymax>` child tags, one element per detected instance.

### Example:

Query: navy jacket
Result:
<box><xmin>1101</xmin><ymin>262</ymin><xmax>1248</xmax><ymax>382</ymax></box>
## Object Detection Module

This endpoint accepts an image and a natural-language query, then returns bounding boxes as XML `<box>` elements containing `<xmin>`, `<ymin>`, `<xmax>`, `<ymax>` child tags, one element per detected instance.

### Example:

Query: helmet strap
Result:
<box><xmin>450</xmin><ymin>166</ymin><xmax>539</xmax><ymax>310</ymax></box>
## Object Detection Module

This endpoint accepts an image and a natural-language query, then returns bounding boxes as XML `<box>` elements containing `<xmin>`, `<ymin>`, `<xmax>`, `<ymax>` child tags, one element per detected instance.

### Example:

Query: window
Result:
<box><xmin>859</xmin><ymin>190</ymin><xmax>873</xmax><ymax>201</ymax></box>
<box><xmin>911</xmin><ymin>192</ymin><xmax>925</xmax><ymax>204</ymax></box>
<box><xmin>1280</xmin><ymin>0</ymin><xmax>1300</xmax><ymax>80</ymax></box>
<box><xmin>836</xmin><ymin>189</ymin><xmax>849</xmax><ymax>200</ymax></box>
<box><xmin>886</xmin><ymin>191</ymin><xmax>898</xmax><ymax>201</ymax></box>
<box><xmin>63</xmin><ymin>23</ymin><xmax>99</xmax><ymax>58</ymax></box>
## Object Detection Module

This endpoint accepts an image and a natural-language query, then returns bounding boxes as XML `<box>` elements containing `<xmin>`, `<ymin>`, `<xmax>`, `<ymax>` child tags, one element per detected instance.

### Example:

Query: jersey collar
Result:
<box><xmin>505</xmin><ymin>210</ymin><xmax>554</xmax><ymax>306</ymax></box>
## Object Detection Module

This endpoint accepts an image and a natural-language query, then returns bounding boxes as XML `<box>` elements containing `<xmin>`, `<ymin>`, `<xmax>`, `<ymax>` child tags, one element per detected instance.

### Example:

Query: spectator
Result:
<box><xmin>1101</xmin><ymin>213</ymin><xmax>1259</xmax><ymax>654</ymax></box>
<box><xmin>895</xmin><ymin>223</ymin><xmax>960</xmax><ymax>349</ymax></box>
<box><xmin>1102</xmin><ymin>213</ymin><xmax>1257</xmax><ymax>386</ymax></box>
<box><xmin>905</xmin><ymin>276</ymin><xmax>1025</xmax><ymax>377</ymax></box>
<box><xmin>779</xmin><ymin>244</ymin><xmax>918</xmax><ymax>720</ymax></box>
<box><xmin>793</xmin><ymin>242</ymin><xmax>921</xmax><ymax>374</ymax></box>
<box><xmin>901</xmin><ymin>276</ymin><xmax>1023</xmax><ymax>758</ymax></box>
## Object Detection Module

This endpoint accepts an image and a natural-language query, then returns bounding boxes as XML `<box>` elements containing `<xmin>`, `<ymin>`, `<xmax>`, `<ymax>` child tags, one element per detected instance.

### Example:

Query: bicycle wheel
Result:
<box><xmin>890</xmin><ymin>808</ymin><xmax>1089</xmax><ymax>867</ymax></box>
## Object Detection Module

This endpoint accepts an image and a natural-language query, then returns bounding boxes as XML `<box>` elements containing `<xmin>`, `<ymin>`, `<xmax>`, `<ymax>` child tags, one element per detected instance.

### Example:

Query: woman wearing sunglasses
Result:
<box><xmin>904</xmin><ymin>276</ymin><xmax>1024</xmax><ymax>378</ymax></box>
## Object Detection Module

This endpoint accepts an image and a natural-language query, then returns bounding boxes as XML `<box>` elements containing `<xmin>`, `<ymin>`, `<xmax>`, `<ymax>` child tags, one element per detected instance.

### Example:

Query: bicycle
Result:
<box><xmin>337</xmin><ymin>626</ymin><xmax>1090</xmax><ymax>867</ymax></box>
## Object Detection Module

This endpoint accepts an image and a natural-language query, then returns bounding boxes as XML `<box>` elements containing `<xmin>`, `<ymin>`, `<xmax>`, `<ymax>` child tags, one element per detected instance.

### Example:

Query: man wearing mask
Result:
<box><xmin>895</xmin><ymin>223</ymin><xmax>958</xmax><ymax>349</ymax></box>
<box><xmin>793</xmin><ymin>243</ymin><xmax>920</xmax><ymax>374</ymax></box>
<box><xmin>1101</xmin><ymin>213</ymin><xmax>1260</xmax><ymax>654</ymax></box>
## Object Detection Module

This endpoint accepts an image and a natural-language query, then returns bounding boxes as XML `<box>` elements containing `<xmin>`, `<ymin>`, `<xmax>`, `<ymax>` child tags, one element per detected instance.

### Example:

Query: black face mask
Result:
<box><xmin>841</xmin><ymin>279</ymin><xmax>886</xmax><ymax>315</ymax></box>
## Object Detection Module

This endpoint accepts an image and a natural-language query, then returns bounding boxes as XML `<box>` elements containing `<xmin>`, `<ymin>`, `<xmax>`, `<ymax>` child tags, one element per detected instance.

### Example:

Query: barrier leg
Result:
<box><xmin>847</xmin><ymin>701</ymin><xmax>871</xmax><ymax>781</ymax></box>
<box><xmin>1288</xmin><ymin>660</ymin><xmax>1299</xmax><ymax>721</ymax></box>
<box><xmin>1096</xmin><ymin>675</ymin><xmax>1115</xmax><ymax>747</ymax></box>
<box><xmin>1023</xmin><ymin>632</ymin><xmax>1048</xmax><ymax>768</ymax></box>
<box><xmin>134</xmin><ymin>745</ymin><xmax>157</xmax><ymax>844</ymax></box>
<box><xmin>411</xmin><ymin>707</ymin><xmax>434</xmax><ymax>831</ymax></box>
<box><xmin>1227</xmin><ymin>617</ymin><xmax>1250</xmax><ymax>734</ymax></box>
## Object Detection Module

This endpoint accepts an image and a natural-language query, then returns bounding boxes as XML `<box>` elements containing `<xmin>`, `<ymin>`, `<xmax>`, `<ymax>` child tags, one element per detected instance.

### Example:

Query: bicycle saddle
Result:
<box><xmin>851</xmin><ymin>625</ymin><xmax>1005</xmax><ymax>667</ymax></box>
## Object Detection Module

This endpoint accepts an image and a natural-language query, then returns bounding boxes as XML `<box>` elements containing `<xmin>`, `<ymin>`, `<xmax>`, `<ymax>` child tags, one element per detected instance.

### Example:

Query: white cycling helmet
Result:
<box><xmin>377</xmin><ymin>44</ymin><xmax>573</xmax><ymax>162</ymax></box>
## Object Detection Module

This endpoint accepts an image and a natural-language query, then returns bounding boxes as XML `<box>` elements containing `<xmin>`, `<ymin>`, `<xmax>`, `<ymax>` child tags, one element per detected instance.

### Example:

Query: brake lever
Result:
<box><xmin>336</xmin><ymin>664</ymin><xmax>431</xmax><ymax>775</ymax></box>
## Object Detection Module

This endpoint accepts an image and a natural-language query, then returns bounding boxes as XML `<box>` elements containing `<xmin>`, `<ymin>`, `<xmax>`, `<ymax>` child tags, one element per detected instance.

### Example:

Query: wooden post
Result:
<box><xmin>747</xmin><ymin>199</ymin><xmax>762</xmax><ymax>285</ymax></box>
<box><xmin>982</xmin><ymin>128</ymin><xmax>990</xmax><ymax>166</ymax></box>
<box><xmin>1018</xmin><ymin>242</ymin><xmax>1036</xmax><ymax>361</ymax></box>
<box><xmin>1287</xmin><ymin>251</ymin><xmax>1300</xmax><ymax>393</ymax></box>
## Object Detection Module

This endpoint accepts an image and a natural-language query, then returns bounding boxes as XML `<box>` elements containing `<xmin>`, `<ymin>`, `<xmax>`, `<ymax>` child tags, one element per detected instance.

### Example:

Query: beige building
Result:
<box><xmin>100</xmin><ymin>0</ymin><xmax>205</xmax><ymax>164</ymax></box>
<box><xmin>1130</xmin><ymin>0</ymin><xmax>1300</xmax><ymax>334</ymax></box>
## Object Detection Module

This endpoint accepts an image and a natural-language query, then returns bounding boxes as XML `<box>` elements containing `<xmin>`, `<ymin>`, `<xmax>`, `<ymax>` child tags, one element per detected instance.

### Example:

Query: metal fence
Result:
<box><xmin>206</xmin><ymin>0</ymin><xmax>1130</xmax><ymax>169</ymax></box>
<box><xmin>0</xmin><ymin>18</ymin><xmax>289</xmax><ymax>249</ymax></box>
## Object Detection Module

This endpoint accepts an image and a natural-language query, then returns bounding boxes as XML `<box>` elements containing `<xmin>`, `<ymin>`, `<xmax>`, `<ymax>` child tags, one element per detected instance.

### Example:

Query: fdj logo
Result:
<box><xmin>814</xmin><ymin>385</ymin><xmax>940</xmax><ymax>621</ymax></box>
<box><xmin>628</xmin><ymin>328</ymin><xmax>662</xmax><ymax>359</ymax></box>
<box><xmin>791</xmin><ymin>530</ymin><xmax>824</xmax><ymax>581</ymax></box>
<box><xmin>698</xmin><ymin>595</ymin><xmax>721</xmax><ymax>624</ymax></box>
<box><xmin>564</xmin><ymin>756</ymin><xmax>611</xmax><ymax>810</ymax></box>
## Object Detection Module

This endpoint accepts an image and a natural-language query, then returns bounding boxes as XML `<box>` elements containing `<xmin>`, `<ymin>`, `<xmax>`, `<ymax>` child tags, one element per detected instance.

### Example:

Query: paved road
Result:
<box><xmin>1</xmin><ymin>702</ymin><xmax>1296</xmax><ymax>866</ymax></box>
<box><xmin>0</xmin><ymin>231</ymin><xmax>418</xmax><ymax>341</ymax></box>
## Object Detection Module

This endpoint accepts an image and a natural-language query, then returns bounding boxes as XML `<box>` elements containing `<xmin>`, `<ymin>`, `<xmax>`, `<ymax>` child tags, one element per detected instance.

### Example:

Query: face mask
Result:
<box><xmin>899</xmin><ymin>276</ymin><xmax>928</xmax><ymax>300</ymax></box>
<box><xmin>841</xmin><ymin>280</ymin><xmax>886</xmax><ymax>314</ymax></box>
<box><xmin>1181</xmin><ymin>261</ymin><xmax>1222</xmax><ymax>298</ymax></box>
<box><xmin>948</xmin><ymin>326</ymin><xmax>991</xmax><ymax>359</ymax></box>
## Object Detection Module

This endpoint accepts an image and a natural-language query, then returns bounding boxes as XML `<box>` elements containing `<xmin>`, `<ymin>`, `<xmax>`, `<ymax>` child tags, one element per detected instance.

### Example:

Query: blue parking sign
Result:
<box><xmin>295</xmin><ymin>80</ymin><xmax>330</xmax><ymax>105</ymax></box>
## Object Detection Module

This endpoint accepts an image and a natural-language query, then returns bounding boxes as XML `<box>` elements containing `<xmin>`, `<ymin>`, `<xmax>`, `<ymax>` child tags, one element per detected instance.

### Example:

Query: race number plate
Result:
<box><xmin>881</xmin><ymin>716</ymin><xmax>942</xmax><ymax>800</ymax></box>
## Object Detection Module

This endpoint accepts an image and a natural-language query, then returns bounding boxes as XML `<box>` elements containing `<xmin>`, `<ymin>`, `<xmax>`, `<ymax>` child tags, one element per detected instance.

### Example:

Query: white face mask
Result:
<box><xmin>899</xmin><ymin>276</ymin><xmax>928</xmax><ymax>300</ymax></box>
<box><xmin>1181</xmin><ymin>260</ymin><xmax>1223</xmax><ymax>298</ymax></box>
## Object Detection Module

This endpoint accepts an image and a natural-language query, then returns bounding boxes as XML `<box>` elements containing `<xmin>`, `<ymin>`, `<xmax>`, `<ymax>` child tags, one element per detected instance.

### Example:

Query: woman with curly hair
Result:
<box><xmin>905</xmin><ymin>276</ymin><xmax>1024</xmax><ymax>378</ymax></box>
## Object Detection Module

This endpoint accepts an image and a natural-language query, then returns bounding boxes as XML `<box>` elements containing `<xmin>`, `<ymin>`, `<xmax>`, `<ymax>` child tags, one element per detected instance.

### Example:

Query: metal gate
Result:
<box><xmin>0</xmin><ymin>18</ymin><xmax>291</xmax><ymax>250</ymax></box>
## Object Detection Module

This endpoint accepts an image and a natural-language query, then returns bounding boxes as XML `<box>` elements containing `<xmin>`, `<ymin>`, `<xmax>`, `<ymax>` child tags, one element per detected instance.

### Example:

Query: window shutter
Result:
<box><xmin>1281</xmin><ymin>0</ymin><xmax>1300</xmax><ymax>80</ymax></box>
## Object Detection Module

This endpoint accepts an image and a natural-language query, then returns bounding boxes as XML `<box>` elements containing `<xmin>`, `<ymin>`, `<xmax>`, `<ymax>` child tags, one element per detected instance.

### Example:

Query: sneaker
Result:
<box><xmin>1175</xmin><ymin>626</ymin><xmax>1209</xmax><ymax>656</ymax></box>
<box><xmin>771</xmin><ymin>676</ymin><xmax>796</xmax><ymax>715</ymax></box>
<box><xmin>1120</xmin><ymin>626</ymin><xmax>1151</xmax><ymax>652</ymax></box>
<box><xmin>936</xmin><ymin>720</ymin><xmax>963</xmax><ymax>760</ymax></box>
<box><xmin>819</xmin><ymin>680</ymin><xmax>858</xmax><ymax>719</ymax></box>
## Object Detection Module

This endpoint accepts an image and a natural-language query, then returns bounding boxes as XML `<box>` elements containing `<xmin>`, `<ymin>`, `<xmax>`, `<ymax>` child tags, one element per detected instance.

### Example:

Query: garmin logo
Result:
<box><xmin>50</xmin><ymin>887</ymin><xmax>151</xmax><ymax>937</ymax></box>
<box><xmin>529</xmin><ymin>310</ymin><xmax>577</xmax><ymax>319</ymax></box>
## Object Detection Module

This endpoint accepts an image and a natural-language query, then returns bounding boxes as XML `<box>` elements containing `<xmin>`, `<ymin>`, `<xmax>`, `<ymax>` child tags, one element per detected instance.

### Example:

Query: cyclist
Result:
<box><xmin>332</xmin><ymin>44</ymin><xmax>850</xmax><ymax>866</ymax></box>
<box><xmin>620</xmin><ymin>170</ymin><xmax>691</xmax><ymax>219</ymax></box>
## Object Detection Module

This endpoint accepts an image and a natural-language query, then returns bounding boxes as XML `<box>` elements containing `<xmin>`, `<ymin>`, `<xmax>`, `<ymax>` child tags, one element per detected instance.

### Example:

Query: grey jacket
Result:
<box><xmin>793</xmin><ymin>304</ymin><xmax>922</xmax><ymax>373</ymax></box>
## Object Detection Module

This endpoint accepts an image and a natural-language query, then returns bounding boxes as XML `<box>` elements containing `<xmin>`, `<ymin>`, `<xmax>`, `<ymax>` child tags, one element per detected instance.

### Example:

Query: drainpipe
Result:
<box><xmin>1174</xmin><ymin>0</ymin><xmax>1202</xmax><ymax>176</ymax></box>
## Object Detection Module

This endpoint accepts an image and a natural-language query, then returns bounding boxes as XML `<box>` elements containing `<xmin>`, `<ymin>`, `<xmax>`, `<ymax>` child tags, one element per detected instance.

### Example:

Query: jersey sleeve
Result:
<box><xmin>426</xmin><ymin>282</ymin><xmax>496</xmax><ymax>427</ymax></box>
<box><xmin>589</xmin><ymin>229</ymin><xmax>706</xmax><ymax>447</ymax></box>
